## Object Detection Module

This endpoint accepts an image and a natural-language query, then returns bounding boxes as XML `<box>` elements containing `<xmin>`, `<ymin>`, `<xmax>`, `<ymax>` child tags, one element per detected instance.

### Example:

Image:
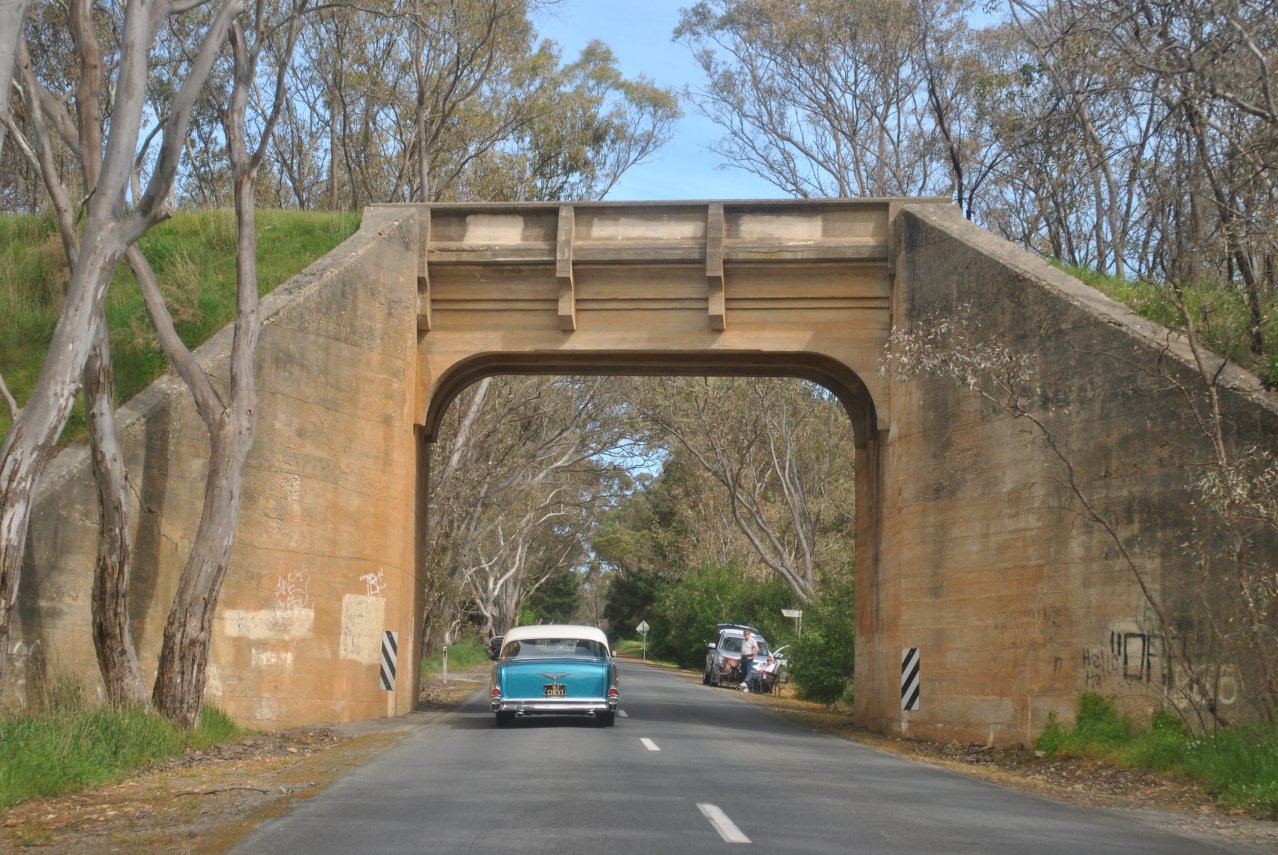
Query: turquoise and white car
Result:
<box><xmin>489</xmin><ymin>624</ymin><xmax>620</xmax><ymax>727</ymax></box>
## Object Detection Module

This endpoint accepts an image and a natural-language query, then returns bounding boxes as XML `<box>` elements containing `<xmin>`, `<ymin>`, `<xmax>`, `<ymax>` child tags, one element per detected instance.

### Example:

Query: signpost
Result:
<box><xmin>781</xmin><ymin>608</ymin><xmax>803</xmax><ymax>637</ymax></box>
<box><xmin>637</xmin><ymin>620</ymin><xmax>650</xmax><ymax>660</ymax></box>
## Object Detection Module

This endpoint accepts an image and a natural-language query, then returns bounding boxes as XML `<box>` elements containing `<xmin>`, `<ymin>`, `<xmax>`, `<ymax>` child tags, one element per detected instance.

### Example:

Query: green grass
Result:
<box><xmin>420</xmin><ymin>640</ymin><xmax>491</xmax><ymax>675</ymax></box>
<box><xmin>1054</xmin><ymin>261</ymin><xmax>1278</xmax><ymax>386</ymax></box>
<box><xmin>0</xmin><ymin>209</ymin><xmax>361</xmax><ymax>442</ymax></box>
<box><xmin>0</xmin><ymin>683</ymin><xmax>251</xmax><ymax>808</ymax></box>
<box><xmin>1036</xmin><ymin>692</ymin><xmax>1278</xmax><ymax>817</ymax></box>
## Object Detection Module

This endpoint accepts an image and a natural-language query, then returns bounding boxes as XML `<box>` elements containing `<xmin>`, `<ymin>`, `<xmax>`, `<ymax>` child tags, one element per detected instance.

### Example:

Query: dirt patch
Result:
<box><xmin>3</xmin><ymin>668</ymin><xmax>1274</xmax><ymax>853</ymax></box>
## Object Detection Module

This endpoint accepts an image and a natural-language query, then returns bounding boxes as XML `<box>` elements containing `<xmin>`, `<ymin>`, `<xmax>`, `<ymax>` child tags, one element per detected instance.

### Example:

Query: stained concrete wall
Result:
<box><xmin>856</xmin><ymin>204</ymin><xmax>1278</xmax><ymax>745</ymax></box>
<box><xmin>8</xmin><ymin>207</ymin><xmax>422</xmax><ymax>727</ymax></box>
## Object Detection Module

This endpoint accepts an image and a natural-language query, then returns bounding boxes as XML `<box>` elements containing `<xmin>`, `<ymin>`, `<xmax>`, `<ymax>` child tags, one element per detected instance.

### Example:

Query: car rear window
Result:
<box><xmin>501</xmin><ymin>638</ymin><xmax>608</xmax><ymax>659</ymax></box>
<box><xmin>720</xmin><ymin>635</ymin><xmax>769</xmax><ymax>655</ymax></box>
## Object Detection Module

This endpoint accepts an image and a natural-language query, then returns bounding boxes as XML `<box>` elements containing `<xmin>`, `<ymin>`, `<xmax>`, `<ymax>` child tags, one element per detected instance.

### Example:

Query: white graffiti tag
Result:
<box><xmin>275</xmin><ymin>570</ymin><xmax>311</xmax><ymax>613</ymax></box>
<box><xmin>359</xmin><ymin>570</ymin><xmax>386</xmax><ymax>597</ymax></box>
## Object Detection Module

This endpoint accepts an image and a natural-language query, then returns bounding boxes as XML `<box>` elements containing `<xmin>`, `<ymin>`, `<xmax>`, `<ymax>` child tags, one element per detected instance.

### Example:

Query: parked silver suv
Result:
<box><xmin>702</xmin><ymin>623</ymin><xmax>770</xmax><ymax>687</ymax></box>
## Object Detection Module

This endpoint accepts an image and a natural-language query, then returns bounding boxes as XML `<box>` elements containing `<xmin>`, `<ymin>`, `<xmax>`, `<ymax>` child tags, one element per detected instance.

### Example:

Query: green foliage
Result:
<box><xmin>1052</xmin><ymin>261</ymin><xmax>1278</xmax><ymax>386</ymax></box>
<box><xmin>420</xmin><ymin>640</ymin><xmax>490</xmax><ymax>675</ymax></box>
<box><xmin>526</xmin><ymin>567</ymin><xmax>581</xmax><ymax>624</ymax></box>
<box><xmin>0</xmin><ymin>685</ymin><xmax>250</xmax><ymax>808</ymax></box>
<box><xmin>1035</xmin><ymin>694</ymin><xmax>1278</xmax><ymax>817</ymax></box>
<box><xmin>786</xmin><ymin>577</ymin><xmax>856</xmax><ymax>705</ymax></box>
<box><xmin>0</xmin><ymin>210</ymin><xmax>361</xmax><ymax>442</ymax></box>
<box><xmin>602</xmin><ymin>568</ymin><xmax>660</xmax><ymax>642</ymax></box>
<box><xmin>646</xmin><ymin>562</ymin><xmax>793</xmax><ymax>669</ymax></box>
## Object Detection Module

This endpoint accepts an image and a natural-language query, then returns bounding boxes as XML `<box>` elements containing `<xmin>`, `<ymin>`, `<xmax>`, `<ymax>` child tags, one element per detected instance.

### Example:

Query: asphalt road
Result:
<box><xmin>231</xmin><ymin>661</ymin><xmax>1239</xmax><ymax>854</ymax></box>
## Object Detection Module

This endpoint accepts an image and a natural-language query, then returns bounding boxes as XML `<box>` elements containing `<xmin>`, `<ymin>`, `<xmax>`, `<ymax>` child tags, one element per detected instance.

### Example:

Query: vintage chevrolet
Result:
<box><xmin>489</xmin><ymin>624</ymin><xmax>620</xmax><ymax>726</ymax></box>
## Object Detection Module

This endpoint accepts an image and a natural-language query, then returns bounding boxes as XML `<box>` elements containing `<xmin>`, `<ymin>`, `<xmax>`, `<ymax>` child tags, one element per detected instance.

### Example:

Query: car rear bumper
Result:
<box><xmin>491</xmin><ymin>696</ymin><xmax>620</xmax><ymax>715</ymax></box>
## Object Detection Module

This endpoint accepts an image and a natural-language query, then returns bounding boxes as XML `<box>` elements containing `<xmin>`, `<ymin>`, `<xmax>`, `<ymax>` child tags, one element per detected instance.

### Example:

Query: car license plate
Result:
<box><xmin>543</xmin><ymin>683</ymin><xmax>567</xmax><ymax>698</ymax></box>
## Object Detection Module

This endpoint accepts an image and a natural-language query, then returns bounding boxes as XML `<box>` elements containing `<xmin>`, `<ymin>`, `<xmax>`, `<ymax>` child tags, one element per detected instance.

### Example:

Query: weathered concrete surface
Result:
<box><xmin>859</xmin><ymin>204</ymin><xmax>1278</xmax><ymax>744</ymax></box>
<box><xmin>8</xmin><ymin>199</ymin><xmax>1277</xmax><ymax>743</ymax></box>
<box><xmin>9</xmin><ymin>207</ymin><xmax>423</xmax><ymax>727</ymax></box>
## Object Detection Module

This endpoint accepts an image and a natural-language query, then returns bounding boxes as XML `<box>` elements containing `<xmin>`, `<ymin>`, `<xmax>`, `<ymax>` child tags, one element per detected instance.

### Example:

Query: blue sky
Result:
<box><xmin>532</xmin><ymin>0</ymin><xmax>787</xmax><ymax>201</ymax></box>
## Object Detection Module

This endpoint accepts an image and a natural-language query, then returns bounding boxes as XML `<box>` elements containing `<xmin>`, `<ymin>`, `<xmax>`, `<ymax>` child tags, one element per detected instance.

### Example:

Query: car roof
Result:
<box><xmin>717</xmin><ymin>624</ymin><xmax>762</xmax><ymax>637</ymax></box>
<box><xmin>502</xmin><ymin>624</ymin><xmax>610</xmax><ymax>646</ymax></box>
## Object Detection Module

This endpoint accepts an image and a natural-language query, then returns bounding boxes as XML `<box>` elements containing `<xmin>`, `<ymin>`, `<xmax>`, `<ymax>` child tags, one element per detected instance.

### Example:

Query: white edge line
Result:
<box><xmin>697</xmin><ymin>803</ymin><xmax>751</xmax><ymax>844</ymax></box>
<box><xmin>640</xmin><ymin>737</ymin><xmax>660</xmax><ymax>752</ymax></box>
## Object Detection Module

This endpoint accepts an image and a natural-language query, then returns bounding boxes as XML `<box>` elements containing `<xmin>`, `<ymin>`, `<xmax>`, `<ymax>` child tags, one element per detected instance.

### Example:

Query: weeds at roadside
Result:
<box><xmin>1036</xmin><ymin>692</ymin><xmax>1278</xmax><ymax>818</ymax></box>
<box><xmin>0</xmin><ymin>682</ymin><xmax>250</xmax><ymax>809</ymax></box>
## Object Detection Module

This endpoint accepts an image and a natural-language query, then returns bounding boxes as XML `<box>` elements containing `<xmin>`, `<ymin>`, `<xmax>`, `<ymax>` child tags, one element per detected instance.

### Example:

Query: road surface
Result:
<box><xmin>231</xmin><ymin>660</ymin><xmax>1239</xmax><ymax>854</ymax></box>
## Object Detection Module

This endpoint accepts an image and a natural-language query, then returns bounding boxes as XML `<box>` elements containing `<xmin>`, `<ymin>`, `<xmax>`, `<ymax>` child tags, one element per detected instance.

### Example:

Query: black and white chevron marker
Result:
<box><xmin>901</xmin><ymin>647</ymin><xmax>920</xmax><ymax>711</ymax></box>
<box><xmin>380</xmin><ymin>630</ymin><xmax>399</xmax><ymax>691</ymax></box>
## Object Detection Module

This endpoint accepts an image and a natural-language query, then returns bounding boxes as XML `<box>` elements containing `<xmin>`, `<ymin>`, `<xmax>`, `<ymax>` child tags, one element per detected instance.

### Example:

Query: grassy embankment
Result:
<box><xmin>0</xmin><ymin>683</ymin><xmax>246</xmax><ymax>809</ymax></box>
<box><xmin>0</xmin><ymin>209</ymin><xmax>361</xmax><ymax>442</ymax></box>
<box><xmin>1036</xmin><ymin>693</ymin><xmax>1278</xmax><ymax>817</ymax></box>
<box><xmin>1056</xmin><ymin>261</ymin><xmax>1278</xmax><ymax>386</ymax></box>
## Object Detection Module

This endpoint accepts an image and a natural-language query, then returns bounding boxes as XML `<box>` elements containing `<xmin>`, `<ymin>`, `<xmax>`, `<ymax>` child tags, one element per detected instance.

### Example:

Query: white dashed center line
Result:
<box><xmin>697</xmin><ymin>803</ymin><xmax>751</xmax><ymax>844</ymax></box>
<box><xmin>619</xmin><ymin>710</ymin><xmax>629</xmax><ymax>718</ymax></box>
<box><xmin>640</xmin><ymin>737</ymin><xmax>660</xmax><ymax>751</ymax></box>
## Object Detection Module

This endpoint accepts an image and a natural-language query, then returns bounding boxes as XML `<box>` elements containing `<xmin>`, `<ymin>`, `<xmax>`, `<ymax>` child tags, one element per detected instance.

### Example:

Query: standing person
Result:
<box><xmin>738</xmin><ymin>630</ymin><xmax>758</xmax><ymax>691</ymax></box>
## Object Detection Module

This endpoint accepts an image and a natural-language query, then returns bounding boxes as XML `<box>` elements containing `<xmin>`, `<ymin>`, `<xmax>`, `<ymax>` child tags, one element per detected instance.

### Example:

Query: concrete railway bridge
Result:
<box><xmin>11</xmin><ymin>200</ymin><xmax>1278</xmax><ymax>744</ymax></box>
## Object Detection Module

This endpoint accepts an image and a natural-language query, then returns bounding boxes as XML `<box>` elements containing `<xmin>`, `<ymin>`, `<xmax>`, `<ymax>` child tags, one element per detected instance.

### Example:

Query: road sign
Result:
<box><xmin>637</xmin><ymin>620</ymin><xmax>650</xmax><ymax>634</ymax></box>
<box><xmin>782</xmin><ymin>608</ymin><xmax>803</xmax><ymax>637</ymax></box>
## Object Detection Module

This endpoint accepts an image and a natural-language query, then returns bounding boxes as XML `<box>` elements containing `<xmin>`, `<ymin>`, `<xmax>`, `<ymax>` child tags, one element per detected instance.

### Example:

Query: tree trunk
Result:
<box><xmin>151</xmin><ymin>417</ymin><xmax>253</xmax><ymax>728</ymax></box>
<box><xmin>0</xmin><ymin>236</ymin><xmax>125</xmax><ymax>684</ymax></box>
<box><xmin>0</xmin><ymin>0</ymin><xmax>34</xmax><ymax>163</ymax></box>
<box><xmin>84</xmin><ymin>320</ymin><xmax>149</xmax><ymax>708</ymax></box>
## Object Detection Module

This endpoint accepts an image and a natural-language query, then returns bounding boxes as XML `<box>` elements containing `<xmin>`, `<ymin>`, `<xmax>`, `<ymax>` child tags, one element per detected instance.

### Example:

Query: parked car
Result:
<box><xmin>489</xmin><ymin>624</ymin><xmax>620</xmax><ymax>726</ymax></box>
<box><xmin>703</xmin><ymin>623</ymin><xmax>771</xmax><ymax>688</ymax></box>
<box><xmin>486</xmin><ymin>635</ymin><xmax>504</xmax><ymax>660</ymax></box>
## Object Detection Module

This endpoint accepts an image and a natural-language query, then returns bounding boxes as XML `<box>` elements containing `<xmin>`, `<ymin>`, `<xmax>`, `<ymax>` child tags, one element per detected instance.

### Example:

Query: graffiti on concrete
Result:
<box><xmin>1082</xmin><ymin>625</ymin><xmax>1166</xmax><ymax>690</ymax></box>
<box><xmin>274</xmin><ymin>569</ymin><xmax>311</xmax><ymax>614</ymax></box>
<box><xmin>359</xmin><ymin>569</ymin><xmax>386</xmax><ymax>597</ymax></box>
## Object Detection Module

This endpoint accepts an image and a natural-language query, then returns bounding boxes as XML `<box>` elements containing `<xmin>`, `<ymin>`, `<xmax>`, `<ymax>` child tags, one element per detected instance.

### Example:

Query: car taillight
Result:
<box><xmin>490</xmin><ymin>687</ymin><xmax>502</xmax><ymax>699</ymax></box>
<box><xmin>607</xmin><ymin>687</ymin><xmax>618</xmax><ymax>698</ymax></box>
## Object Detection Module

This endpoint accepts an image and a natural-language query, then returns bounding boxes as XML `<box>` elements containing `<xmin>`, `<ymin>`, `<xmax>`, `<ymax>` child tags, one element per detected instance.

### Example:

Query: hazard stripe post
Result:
<box><xmin>380</xmin><ymin>630</ymin><xmax>399</xmax><ymax>691</ymax></box>
<box><xmin>901</xmin><ymin>647</ymin><xmax>920</xmax><ymax>711</ymax></box>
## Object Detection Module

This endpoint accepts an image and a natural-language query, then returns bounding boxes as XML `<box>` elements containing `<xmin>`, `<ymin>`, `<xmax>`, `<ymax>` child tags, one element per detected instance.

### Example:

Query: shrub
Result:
<box><xmin>648</xmin><ymin>562</ymin><xmax>792</xmax><ymax>669</ymax></box>
<box><xmin>786</xmin><ymin>577</ymin><xmax>855</xmax><ymax>705</ymax></box>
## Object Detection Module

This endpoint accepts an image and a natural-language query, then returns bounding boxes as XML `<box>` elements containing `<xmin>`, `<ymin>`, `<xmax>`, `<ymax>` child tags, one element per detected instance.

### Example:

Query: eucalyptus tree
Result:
<box><xmin>0</xmin><ymin>0</ymin><xmax>244</xmax><ymax>688</ymax></box>
<box><xmin>627</xmin><ymin>377</ymin><xmax>858</xmax><ymax>603</ymax></box>
<box><xmin>4</xmin><ymin>0</ymin><xmax>150</xmax><ymax>706</ymax></box>
<box><xmin>427</xmin><ymin>376</ymin><xmax>643</xmax><ymax>641</ymax></box>
<box><xmin>147</xmin><ymin>0</ymin><xmax>311</xmax><ymax>729</ymax></box>
<box><xmin>0</xmin><ymin>0</ymin><xmax>33</xmax><ymax>165</ymax></box>
<box><xmin>675</xmin><ymin>0</ymin><xmax>988</xmax><ymax>200</ymax></box>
